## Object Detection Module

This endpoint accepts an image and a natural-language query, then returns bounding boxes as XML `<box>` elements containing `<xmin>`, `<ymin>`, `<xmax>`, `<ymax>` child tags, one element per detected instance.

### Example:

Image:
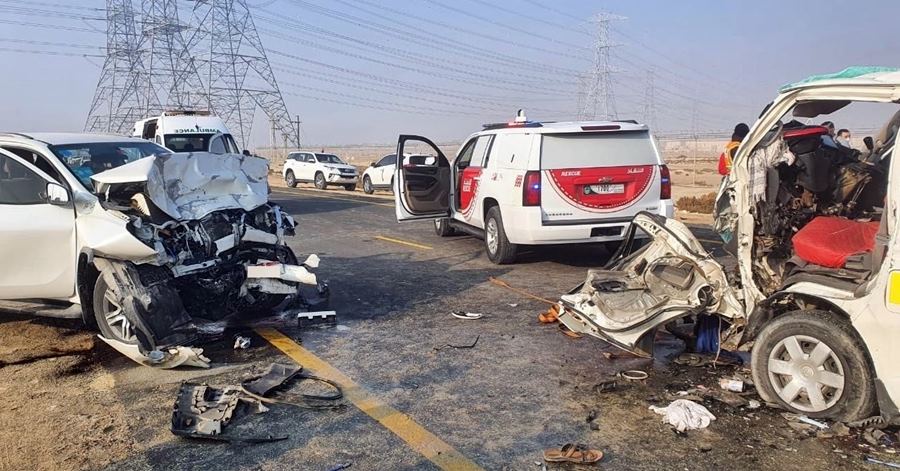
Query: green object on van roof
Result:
<box><xmin>780</xmin><ymin>66</ymin><xmax>900</xmax><ymax>91</ymax></box>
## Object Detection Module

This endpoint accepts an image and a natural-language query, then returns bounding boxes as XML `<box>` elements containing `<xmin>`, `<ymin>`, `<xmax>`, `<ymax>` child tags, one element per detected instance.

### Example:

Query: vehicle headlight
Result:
<box><xmin>329</xmin><ymin>168</ymin><xmax>341</xmax><ymax>175</ymax></box>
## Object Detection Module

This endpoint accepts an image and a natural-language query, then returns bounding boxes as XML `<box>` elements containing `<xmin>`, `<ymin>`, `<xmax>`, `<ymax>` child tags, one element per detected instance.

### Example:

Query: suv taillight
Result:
<box><xmin>523</xmin><ymin>171</ymin><xmax>541</xmax><ymax>206</ymax></box>
<box><xmin>660</xmin><ymin>165</ymin><xmax>671</xmax><ymax>200</ymax></box>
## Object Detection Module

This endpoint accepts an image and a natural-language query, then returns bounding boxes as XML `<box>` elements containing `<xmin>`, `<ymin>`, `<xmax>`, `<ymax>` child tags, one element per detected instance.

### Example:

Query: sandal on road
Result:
<box><xmin>543</xmin><ymin>443</ymin><xmax>604</xmax><ymax>464</ymax></box>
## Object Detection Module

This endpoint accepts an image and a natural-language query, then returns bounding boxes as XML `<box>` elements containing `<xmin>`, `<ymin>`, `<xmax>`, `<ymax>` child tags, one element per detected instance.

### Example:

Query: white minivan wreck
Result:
<box><xmin>557</xmin><ymin>67</ymin><xmax>900</xmax><ymax>421</ymax></box>
<box><xmin>0</xmin><ymin>133</ymin><xmax>324</xmax><ymax>365</ymax></box>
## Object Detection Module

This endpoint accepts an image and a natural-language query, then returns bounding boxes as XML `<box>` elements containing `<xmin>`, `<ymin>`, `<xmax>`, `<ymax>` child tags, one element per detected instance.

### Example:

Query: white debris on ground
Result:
<box><xmin>649</xmin><ymin>399</ymin><xmax>716</xmax><ymax>432</ymax></box>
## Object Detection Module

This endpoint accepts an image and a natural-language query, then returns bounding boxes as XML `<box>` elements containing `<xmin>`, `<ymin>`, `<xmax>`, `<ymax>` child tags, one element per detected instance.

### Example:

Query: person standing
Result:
<box><xmin>718</xmin><ymin>123</ymin><xmax>750</xmax><ymax>175</ymax></box>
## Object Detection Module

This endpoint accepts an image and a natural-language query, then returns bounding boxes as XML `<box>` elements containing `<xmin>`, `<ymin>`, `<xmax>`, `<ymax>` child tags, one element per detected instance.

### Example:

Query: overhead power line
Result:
<box><xmin>333</xmin><ymin>0</ymin><xmax>589</xmax><ymax>65</ymax></box>
<box><xmin>421</xmin><ymin>0</ymin><xmax>591</xmax><ymax>53</ymax></box>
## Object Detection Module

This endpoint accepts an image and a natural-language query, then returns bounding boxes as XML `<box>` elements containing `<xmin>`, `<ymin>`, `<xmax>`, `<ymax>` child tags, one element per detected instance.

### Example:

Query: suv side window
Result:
<box><xmin>2</xmin><ymin>147</ymin><xmax>63</xmax><ymax>184</ymax></box>
<box><xmin>471</xmin><ymin>135</ymin><xmax>493</xmax><ymax>168</ymax></box>
<box><xmin>288</xmin><ymin>152</ymin><xmax>300</xmax><ymax>161</ymax></box>
<box><xmin>0</xmin><ymin>153</ymin><xmax>46</xmax><ymax>204</ymax></box>
<box><xmin>455</xmin><ymin>138</ymin><xmax>478</xmax><ymax>169</ymax></box>
<box><xmin>304</xmin><ymin>154</ymin><xmax>316</xmax><ymax>163</ymax></box>
<box><xmin>377</xmin><ymin>155</ymin><xmax>396</xmax><ymax>167</ymax></box>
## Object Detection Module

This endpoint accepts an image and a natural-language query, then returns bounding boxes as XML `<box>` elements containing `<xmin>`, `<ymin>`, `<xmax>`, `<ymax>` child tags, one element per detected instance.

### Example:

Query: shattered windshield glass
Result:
<box><xmin>50</xmin><ymin>141</ymin><xmax>170</xmax><ymax>190</ymax></box>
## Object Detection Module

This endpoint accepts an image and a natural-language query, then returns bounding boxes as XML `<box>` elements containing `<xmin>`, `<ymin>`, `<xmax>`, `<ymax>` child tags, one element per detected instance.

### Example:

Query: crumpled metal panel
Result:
<box><xmin>91</xmin><ymin>152</ymin><xmax>270</xmax><ymax>221</ymax></box>
<box><xmin>147</xmin><ymin>152</ymin><xmax>269</xmax><ymax>220</ymax></box>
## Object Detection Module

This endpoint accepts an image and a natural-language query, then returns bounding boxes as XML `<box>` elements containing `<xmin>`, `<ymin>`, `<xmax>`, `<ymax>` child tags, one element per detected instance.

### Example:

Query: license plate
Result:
<box><xmin>588</xmin><ymin>183</ymin><xmax>625</xmax><ymax>194</ymax></box>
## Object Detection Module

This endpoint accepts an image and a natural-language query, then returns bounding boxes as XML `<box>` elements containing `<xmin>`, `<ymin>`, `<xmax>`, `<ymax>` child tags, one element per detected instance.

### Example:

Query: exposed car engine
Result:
<box><xmin>90</xmin><ymin>152</ymin><xmax>325</xmax><ymax>356</ymax></box>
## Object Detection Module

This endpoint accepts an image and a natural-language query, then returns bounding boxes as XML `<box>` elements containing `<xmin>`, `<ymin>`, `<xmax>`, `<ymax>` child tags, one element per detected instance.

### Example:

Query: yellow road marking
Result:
<box><xmin>272</xmin><ymin>188</ymin><xmax>394</xmax><ymax>207</ymax></box>
<box><xmin>255</xmin><ymin>328</ymin><xmax>483</xmax><ymax>471</ymax></box>
<box><xmin>374</xmin><ymin>235</ymin><xmax>433</xmax><ymax>250</ymax></box>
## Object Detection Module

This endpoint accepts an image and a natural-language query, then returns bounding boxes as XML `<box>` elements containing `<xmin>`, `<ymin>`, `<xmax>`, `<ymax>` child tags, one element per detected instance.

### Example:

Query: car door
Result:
<box><xmin>457</xmin><ymin>135</ymin><xmax>493</xmax><ymax>228</ymax></box>
<box><xmin>376</xmin><ymin>155</ymin><xmax>395</xmax><ymax>185</ymax></box>
<box><xmin>0</xmin><ymin>149</ymin><xmax>77</xmax><ymax>299</ymax></box>
<box><xmin>301</xmin><ymin>153</ymin><xmax>317</xmax><ymax>181</ymax></box>
<box><xmin>394</xmin><ymin>135</ymin><xmax>451</xmax><ymax>222</ymax></box>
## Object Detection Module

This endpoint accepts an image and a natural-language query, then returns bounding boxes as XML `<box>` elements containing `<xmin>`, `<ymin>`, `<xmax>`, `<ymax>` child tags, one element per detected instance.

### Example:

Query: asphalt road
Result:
<box><xmin>0</xmin><ymin>187</ymin><xmax>872</xmax><ymax>471</ymax></box>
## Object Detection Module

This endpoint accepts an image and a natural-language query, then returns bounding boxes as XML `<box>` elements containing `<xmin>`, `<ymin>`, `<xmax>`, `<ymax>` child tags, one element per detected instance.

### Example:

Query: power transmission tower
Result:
<box><xmin>85</xmin><ymin>0</ymin><xmax>147</xmax><ymax>134</ymax></box>
<box><xmin>85</xmin><ymin>0</ymin><xmax>298</xmax><ymax>150</ymax></box>
<box><xmin>641</xmin><ymin>69</ymin><xmax>657</xmax><ymax>131</ymax></box>
<box><xmin>187</xmin><ymin>0</ymin><xmax>296</xmax><ymax>149</ymax></box>
<box><xmin>578</xmin><ymin>12</ymin><xmax>623</xmax><ymax>121</ymax></box>
<box><xmin>140</xmin><ymin>0</ymin><xmax>207</xmax><ymax>114</ymax></box>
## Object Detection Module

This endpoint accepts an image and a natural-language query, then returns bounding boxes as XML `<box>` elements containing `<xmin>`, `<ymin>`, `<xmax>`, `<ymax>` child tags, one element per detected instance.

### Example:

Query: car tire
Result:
<box><xmin>93</xmin><ymin>274</ymin><xmax>138</xmax><ymax>345</ymax></box>
<box><xmin>484</xmin><ymin>206</ymin><xmax>517</xmax><ymax>264</ymax></box>
<box><xmin>751</xmin><ymin>309</ymin><xmax>876</xmax><ymax>421</ymax></box>
<box><xmin>285</xmin><ymin>170</ymin><xmax>298</xmax><ymax>188</ymax></box>
<box><xmin>363</xmin><ymin>176</ymin><xmax>374</xmax><ymax>194</ymax></box>
<box><xmin>344</xmin><ymin>184</ymin><xmax>356</xmax><ymax>191</ymax></box>
<box><xmin>314</xmin><ymin>172</ymin><xmax>327</xmax><ymax>190</ymax></box>
<box><xmin>434</xmin><ymin>218</ymin><xmax>455</xmax><ymax>237</ymax></box>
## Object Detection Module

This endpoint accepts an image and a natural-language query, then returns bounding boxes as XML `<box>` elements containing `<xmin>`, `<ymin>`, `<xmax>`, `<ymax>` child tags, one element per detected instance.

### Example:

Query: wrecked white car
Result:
<box><xmin>0</xmin><ymin>133</ymin><xmax>324</xmax><ymax>364</ymax></box>
<box><xmin>558</xmin><ymin>67</ymin><xmax>900</xmax><ymax>421</ymax></box>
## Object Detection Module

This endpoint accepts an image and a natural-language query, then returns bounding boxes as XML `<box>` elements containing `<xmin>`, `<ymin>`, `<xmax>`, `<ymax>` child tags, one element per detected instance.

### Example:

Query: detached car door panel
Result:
<box><xmin>0</xmin><ymin>151</ymin><xmax>77</xmax><ymax>299</ymax></box>
<box><xmin>394</xmin><ymin>135</ymin><xmax>451</xmax><ymax>221</ymax></box>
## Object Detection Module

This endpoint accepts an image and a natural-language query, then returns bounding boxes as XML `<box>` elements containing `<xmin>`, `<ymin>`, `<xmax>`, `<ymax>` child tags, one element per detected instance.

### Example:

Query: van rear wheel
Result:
<box><xmin>751</xmin><ymin>310</ymin><xmax>875</xmax><ymax>421</ymax></box>
<box><xmin>484</xmin><ymin>207</ymin><xmax>517</xmax><ymax>264</ymax></box>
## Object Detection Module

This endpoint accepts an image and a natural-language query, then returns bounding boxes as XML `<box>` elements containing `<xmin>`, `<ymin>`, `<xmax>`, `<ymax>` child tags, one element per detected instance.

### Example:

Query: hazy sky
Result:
<box><xmin>0</xmin><ymin>0</ymin><xmax>898</xmax><ymax>149</ymax></box>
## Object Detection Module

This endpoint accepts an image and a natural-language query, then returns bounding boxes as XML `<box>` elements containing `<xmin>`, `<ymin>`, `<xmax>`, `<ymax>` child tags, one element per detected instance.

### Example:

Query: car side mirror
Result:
<box><xmin>864</xmin><ymin>136</ymin><xmax>874</xmax><ymax>151</ymax></box>
<box><xmin>370</xmin><ymin>161</ymin><xmax>376</xmax><ymax>167</ymax></box>
<box><xmin>45</xmin><ymin>182</ymin><xmax>70</xmax><ymax>206</ymax></box>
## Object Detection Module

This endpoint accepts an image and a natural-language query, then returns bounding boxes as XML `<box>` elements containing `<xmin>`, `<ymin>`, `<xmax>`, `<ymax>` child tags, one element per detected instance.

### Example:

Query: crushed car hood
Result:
<box><xmin>92</xmin><ymin>152</ymin><xmax>269</xmax><ymax>220</ymax></box>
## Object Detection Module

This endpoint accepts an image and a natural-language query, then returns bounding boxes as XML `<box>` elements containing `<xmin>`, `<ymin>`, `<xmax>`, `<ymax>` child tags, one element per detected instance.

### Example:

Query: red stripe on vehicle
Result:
<box><xmin>545</xmin><ymin>165</ymin><xmax>656</xmax><ymax>212</ymax></box>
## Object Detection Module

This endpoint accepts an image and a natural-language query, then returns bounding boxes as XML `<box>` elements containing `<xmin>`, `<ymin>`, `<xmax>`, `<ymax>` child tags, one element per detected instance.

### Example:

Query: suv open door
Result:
<box><xmin>556</xmin><ymin>212</ymin><xmax>744</xmax><ymax>357</ymax></box>
<box><xmin>394</xmin><ymin>135</ymin><xmax>451</xmax><ymax>222</ymax></box>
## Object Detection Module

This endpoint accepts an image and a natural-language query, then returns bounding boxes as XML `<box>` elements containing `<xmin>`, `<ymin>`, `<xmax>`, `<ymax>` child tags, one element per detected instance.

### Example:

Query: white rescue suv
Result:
<box><xmin>557</xmin><ymin>67</ymin><xmax>900</xmax><ymax>422</ymax></box>
<box><xmin>393</xmin><ymin>111</ymin><xmax>673</xmax><ymax>264</ymax></box>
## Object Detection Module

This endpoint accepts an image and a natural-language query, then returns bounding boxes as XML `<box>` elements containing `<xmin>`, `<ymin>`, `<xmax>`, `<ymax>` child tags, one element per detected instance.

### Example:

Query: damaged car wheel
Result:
<box><xmin>93</xmin><ymin>275</ymin><xmax>138</xmax><ymax>344</ymax></box>
<box><xmin>751</xmin><ymin>310</ymin><xmax>875</xmax><ymax>421</ymax></box>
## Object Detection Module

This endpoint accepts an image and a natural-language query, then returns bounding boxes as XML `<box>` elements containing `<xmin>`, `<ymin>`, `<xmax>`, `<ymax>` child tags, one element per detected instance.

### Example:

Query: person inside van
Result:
<box><xmin>836</xmin><ymin>128</ymin><xmax>852</xmax><ymax>148</ymax></box>
<box><xmin>718</xmin><ymin>123</ymin><xmax>750</xmax><ymax>175</ymax></box>
<box><xmin>821</xmin><ymin>121</ymin><xmax>838</xmax><ymax>148</ymax></box>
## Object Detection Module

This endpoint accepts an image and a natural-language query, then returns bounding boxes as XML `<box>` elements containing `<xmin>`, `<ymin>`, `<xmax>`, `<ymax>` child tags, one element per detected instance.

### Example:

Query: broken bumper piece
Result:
<box><xmin>99</xmin><ymin>336</ymin><xmax>210</xmax><ymax>368</ymax></box>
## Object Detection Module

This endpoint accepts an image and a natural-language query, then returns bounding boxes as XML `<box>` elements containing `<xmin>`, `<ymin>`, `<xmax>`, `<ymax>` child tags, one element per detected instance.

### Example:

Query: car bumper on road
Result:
<box><xmin>504</xmin><ymin>201</ymin><xmax>674</xmax><ymax>245</ymax></box>
<box><xmin>327</xmin><ymin>174</ymin><xmax>358</xmax><ymax>184</ymax></box>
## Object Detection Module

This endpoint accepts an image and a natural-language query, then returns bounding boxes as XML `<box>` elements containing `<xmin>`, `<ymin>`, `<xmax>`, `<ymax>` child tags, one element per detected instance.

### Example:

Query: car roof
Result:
<box><xmin>477</xmin><ymin>120</ymin><xmax>648</xmax><ymax>136</ymax></box>
<box><xmin>780</xmin><ymin>66</ymin><xmax>900</xmax><ymax>92</ymax></box>
<box><xmin>0</xmin><ymin>132</ymin><xmax>149</xmax><ymax>146</ymax></box>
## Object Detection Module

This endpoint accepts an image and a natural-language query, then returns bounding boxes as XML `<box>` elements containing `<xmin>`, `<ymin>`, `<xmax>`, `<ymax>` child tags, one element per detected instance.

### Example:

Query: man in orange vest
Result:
<box><xmin>718</xmin><ymin>123</ymin><xmax>750</xmax><ymax>175</ymax></box>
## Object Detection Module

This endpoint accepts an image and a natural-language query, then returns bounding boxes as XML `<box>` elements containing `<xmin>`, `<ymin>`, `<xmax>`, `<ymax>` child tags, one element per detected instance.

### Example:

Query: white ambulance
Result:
<box><xmin>393</xmin><ymin>112</ymin><xmax>674</xmax><ymax>263</ymax></box>
<box><xmin>133</xmin><ymin>110</ymin><xmax>241</xmax><ymax>154</ymax></box>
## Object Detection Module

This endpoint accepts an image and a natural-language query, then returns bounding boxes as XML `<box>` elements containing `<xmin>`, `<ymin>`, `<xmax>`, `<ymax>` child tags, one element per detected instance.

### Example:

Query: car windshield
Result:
<box><xmin>49</xmin><ymin>141</ymin><xmax>169</xmax><ymax>190</ymax></box>
<box><xmin>164</xmin><ymin>133</ymin><xmax>214</xmax><ymax>152</ymax></box>
<box><xmin>316</xmin><ymin>153</ymin><xmax>345</xmax><ymax>164</ymax></box>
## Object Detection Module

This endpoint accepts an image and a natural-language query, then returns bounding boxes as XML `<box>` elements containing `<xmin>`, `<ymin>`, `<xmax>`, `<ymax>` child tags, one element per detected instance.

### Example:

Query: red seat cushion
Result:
<box><xmin>792</xmin><ymin>216</ymin><xmax>879</xmax><ymax>268</ymax></box>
